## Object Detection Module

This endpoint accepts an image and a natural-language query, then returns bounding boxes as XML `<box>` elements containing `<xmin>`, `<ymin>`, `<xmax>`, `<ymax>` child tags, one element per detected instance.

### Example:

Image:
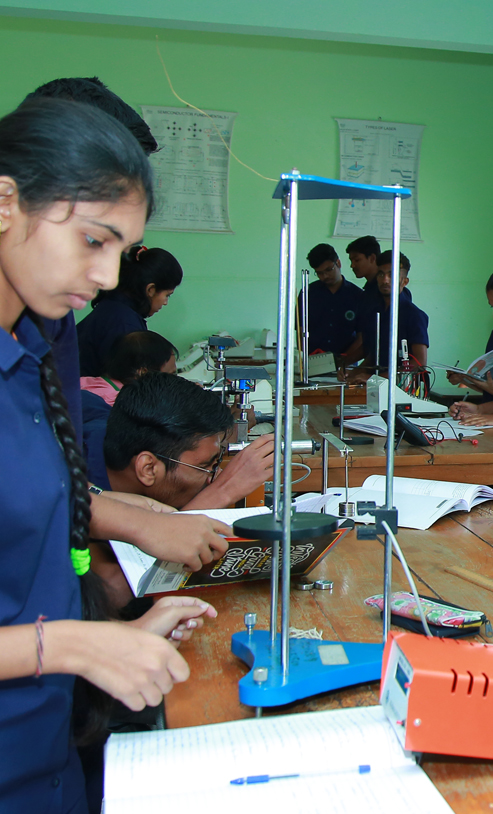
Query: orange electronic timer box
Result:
<box><xmin>381</xmin><ymin>630</ymin><xmax>493</xmax><ymax>759</ymax></box>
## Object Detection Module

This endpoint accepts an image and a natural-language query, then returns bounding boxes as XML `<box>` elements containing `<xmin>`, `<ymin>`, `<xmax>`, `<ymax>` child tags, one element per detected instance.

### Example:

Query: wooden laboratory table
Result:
<box><xmin>292</xmin><ymin>405</ymin><xmax>493</xmax><ymax>491</ymax></box>
<box><xmin>163</xmin><ymin>512</ymin><xmax>493</xmax><ymax>813</ymax></box>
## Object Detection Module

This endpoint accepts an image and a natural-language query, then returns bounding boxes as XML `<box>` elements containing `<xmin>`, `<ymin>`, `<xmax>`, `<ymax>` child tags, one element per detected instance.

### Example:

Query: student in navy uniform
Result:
<box><xmin>345</xmin><ymin>251</ymin><xmax>428</xmax><ymax>384</ymax></box>
<box><xmin>81</xmin><ymin>330</ymin><xmax>178</xmax><ymax>408</ymax></box>
<box><xmin>19</xmin><ymin>77</ymin><xmax>230</xmax><ymax>595</ymax></box>
<box><xmin>26</xmin><ymin>76</ymin><xmax>159</xmax><ymax>446</ymax></box>
<box><xmin>449</xmin><ymin>274</ymin><xmax>493</xmax><ymax>425</ymax></box>
<box><xmin>77</xmin><ymin>246</ymin><xmax>183</xmax><ymax>376</ymax></box>
<box><xmin>0</xmin><ymin>98</ymin><xmax>225</xmax><ymax>814</ymax></box>
<box><xmin>341</xmin><ymin>236</ymin><xmax>414</xmax><ymax>367</ymax></box>
<box><xmin>346</xmin><ymin>234</ymin><xmax>412</xmax><ymax>302</ymax></box>
<box><xmin>299</xmin><ymin>243</ymin><xmax>365</xmax><ymax>356</ymax></box>
<box><xmin>83</xmin><ymin>372</ymin><xmax>275</xmax><ymax>513</ymax></box>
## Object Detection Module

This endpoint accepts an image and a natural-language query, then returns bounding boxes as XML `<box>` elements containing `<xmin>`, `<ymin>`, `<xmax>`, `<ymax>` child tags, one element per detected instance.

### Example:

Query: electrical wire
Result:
<box><xmin>381</xmin><ymin>521</ymin><xmax>432</xmax><ymax>637</ymax></box>
<box><xmin>275</xmin><ymin>462</ymin><xmax>312</xmax><ymax>487</ymax></box>
<box><xmin>155</xmin><ymin>37</ymin><xmax>277</xmax><ymax>183</ymax></box>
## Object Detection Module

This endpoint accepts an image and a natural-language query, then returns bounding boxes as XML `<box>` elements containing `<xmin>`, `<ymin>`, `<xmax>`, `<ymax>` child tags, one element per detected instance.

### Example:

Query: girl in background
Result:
<box><xmin>77</xmin><ymin>245</ymin><xmax>183</xmax><ymax>376</ymax></box>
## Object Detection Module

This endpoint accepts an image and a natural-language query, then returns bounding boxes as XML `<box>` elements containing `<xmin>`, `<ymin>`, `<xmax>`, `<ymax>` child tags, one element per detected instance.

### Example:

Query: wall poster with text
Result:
<box><xmin>141</xmin><ymin>105</ymin><xmax>237</xmax><ymax>233</ymax></box>
<box><xmin>333</xmin><ymin>118</ymin><xmax>425</xmax><ymax>241</ymax></box>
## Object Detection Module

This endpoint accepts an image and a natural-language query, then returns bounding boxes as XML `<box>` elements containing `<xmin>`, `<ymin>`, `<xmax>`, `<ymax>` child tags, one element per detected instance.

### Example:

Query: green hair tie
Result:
<box><xmin>70</xmin><ymin>547</ymin><xmax>91</xmax><ymax>576</ymax></box>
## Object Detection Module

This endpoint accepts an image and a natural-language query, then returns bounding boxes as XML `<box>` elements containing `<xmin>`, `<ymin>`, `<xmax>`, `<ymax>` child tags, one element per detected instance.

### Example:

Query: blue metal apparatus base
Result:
<box><xmin>231</xmin><ymin>630</ymin><xmax>384</xmax><ymax>707</ymax></box>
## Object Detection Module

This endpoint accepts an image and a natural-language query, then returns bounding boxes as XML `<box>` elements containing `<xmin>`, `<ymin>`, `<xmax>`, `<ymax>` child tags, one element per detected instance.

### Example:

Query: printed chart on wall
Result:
<box><xmin>140</xmin><ymin>106</ymin><xmax>237</xmax><ymax>233</ymax></box>
<box><xmin>333</xmin><ymin>118</ymin><xmax>425</xmax><ymax>241</ymax></box>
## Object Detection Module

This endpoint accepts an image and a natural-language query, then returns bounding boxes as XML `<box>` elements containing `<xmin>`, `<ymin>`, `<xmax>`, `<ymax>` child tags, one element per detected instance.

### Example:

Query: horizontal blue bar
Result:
<box><xmin>272</xmin><ymin>173</ymin><xmax>412</xmax><ymax>201</ymax></box>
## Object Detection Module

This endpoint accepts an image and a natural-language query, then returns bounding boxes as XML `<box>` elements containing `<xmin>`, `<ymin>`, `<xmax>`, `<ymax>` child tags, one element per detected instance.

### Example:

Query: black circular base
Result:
<box><xmin>233</xmin><ymin>511</ymin><xmax>337</xmax><ymax>541</ymax></box>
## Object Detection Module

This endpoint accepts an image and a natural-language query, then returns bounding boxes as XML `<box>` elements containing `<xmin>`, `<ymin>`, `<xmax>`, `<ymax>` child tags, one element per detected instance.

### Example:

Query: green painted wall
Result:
<box><xmin>0</xmin><ymin>15</ymin><xmax>492</xmax><ymax>384</ymax></box>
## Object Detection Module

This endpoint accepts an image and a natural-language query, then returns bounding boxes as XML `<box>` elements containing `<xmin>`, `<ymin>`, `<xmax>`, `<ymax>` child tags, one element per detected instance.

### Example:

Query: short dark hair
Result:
<box><xmin>103</xmin><ymin>331</ymin><xmax>178</xmax><ymax>384</ymax></box>
<box><xmin>307</xmin><ymin>243</ymin><xmax>339</xmax><ymax>269</ymax></box>
<box><xmin>486</xmin><ymin>274</ymin><xmax>493</xmax><ymax>292</ymax></box>
<box><xmin>345</xmin><ymin>235</ymin><xmax>381</xmax><ymax>257</ymax></box>
<box><xmin>377</xmin><ymin>250</ymin><xmax>411</xmax><ymax>275</ymax></box>
<box><xmin>104</xmin><ymin>372</ymin><xmax>234</xmax><ymax>471</ymax></box>
<box><xmin>24</xmin><ymin>76</ymin><xmax>158</xmax><ymax>156</ymax></box>
<box><xmin>0</xmin><ymin>98</ymin><xmax>153</xmax><ymax>219</ymax></box>
<box><xmin>93</xmin><ymin>246</ymin><xmax>183</xmax><ymax>315</ymax></box>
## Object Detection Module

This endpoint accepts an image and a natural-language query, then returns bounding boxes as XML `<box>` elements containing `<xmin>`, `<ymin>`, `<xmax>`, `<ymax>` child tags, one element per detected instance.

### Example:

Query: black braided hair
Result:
<box><xmin>31</xmin><ymin>312</ymin><xmax>116</xmax><ymax>743</ymax></box>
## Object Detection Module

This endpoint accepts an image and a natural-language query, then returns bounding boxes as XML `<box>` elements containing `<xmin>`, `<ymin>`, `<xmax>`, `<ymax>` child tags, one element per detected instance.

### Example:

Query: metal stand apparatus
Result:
<box><xmin>231</xmin><ymin>172</ymin><xmax>411</xmax><ymax>711</ymax></box>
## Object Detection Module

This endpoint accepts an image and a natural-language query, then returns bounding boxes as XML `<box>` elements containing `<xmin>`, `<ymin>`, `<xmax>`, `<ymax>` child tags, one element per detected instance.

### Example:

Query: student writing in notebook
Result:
<box><xmin>0</xmin><ymin>99</ymin><xmax>228</xmax><ymax>814</ymax></box>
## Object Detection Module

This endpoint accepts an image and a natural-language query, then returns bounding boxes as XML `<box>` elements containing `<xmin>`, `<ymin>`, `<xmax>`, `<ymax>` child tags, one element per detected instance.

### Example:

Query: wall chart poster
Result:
<box><xmin>140</xmin><ymin>106</ymin><xmax>237</xmax><ymax>233</ymax></box>
<box><xmin>333</xmin><ymin>118</ymin><xmax>425</xmax><ymax>241</ymax></box>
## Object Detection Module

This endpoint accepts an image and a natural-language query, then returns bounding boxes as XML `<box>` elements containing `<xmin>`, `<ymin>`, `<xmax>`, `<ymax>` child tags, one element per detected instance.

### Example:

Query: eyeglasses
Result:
<box><xmin>155</xmin><ymin>448</ymin><xmax>225</xmax><ymax>481</ymax></box>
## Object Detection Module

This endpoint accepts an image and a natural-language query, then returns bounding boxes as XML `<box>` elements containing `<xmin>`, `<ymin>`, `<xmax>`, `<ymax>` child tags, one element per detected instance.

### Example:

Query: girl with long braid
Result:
<box><xmin>0</xmin><ymin>97</ymin><xmax>217</xmax><ymax>814</ymax></box>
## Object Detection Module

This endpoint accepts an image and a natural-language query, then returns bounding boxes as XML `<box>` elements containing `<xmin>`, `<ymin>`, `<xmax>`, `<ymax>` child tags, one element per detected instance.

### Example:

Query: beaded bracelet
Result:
<box><xmin>34</xmin><ymin>615</ymin><xmax>47</xmax><ymax>678</ymax></box>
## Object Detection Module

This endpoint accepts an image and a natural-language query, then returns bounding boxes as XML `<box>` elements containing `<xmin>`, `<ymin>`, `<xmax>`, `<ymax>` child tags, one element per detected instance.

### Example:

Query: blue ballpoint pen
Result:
<box><xmin>230</xmin><ymin>765</ymin><xmax>371</xmax><ymax>785</ymax></box>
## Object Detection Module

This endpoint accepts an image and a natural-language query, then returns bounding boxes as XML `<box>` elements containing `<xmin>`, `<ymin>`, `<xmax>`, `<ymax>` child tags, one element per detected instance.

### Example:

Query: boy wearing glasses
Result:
<box><xmin>85</xmin><ymin>372</ymin><xmax>274</xmax><ymax>511</ymax></box>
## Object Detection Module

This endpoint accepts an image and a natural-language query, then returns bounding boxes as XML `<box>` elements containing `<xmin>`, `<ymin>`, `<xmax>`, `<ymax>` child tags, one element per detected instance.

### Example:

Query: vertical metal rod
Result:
<box><xmin>301</xmin><ymin>268</ymin><xmax>310</xmax><ymax>383</ymax></box>
<box><xmin>269</xmin><ymin>539</ymin><xmax>279</xmax><ymax>646</ymax></box>
<box><xmin>339</xmin><ymin>383</ymin><xmax>345</xmax><ymax>442</ymax></box>
<box><xmin>281</xmin><ymin>175</ymin><xmax>299</xmax><ymax>676</ymax></box>
<box><xmin>344</xmin><ymin>449</ymin><xmax>350</xmax><ymax>506</ymax></box>
<box><xmin>270</xmin><ymin>192</ymin><xmax>290</xmax><ymax>644</ymax></box>
<box><xmin>375</xmin><ymin>312</ymin><xmax>381</xmax><ymax>377</ymax></box>
<box><xmin>382</xmin><ymin>190</ymin><xmax>402</xmax><ymax>642</ymax></box>
<box><xmin>273</xmin><ymin>194</ymin><xmax>289</xmax><ymax>522</ymax></box>
<box><xmin>322</xmin><ymin>436</ymin><xmax>329</xmax><ymax>494</ymax></box>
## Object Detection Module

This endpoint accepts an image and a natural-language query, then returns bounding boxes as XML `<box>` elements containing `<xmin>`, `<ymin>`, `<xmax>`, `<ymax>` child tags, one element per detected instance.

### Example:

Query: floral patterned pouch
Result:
<box><xmin>365</xmin><ymin>591</ymin><xmax>491</xmax><ymax>638</ymax></box>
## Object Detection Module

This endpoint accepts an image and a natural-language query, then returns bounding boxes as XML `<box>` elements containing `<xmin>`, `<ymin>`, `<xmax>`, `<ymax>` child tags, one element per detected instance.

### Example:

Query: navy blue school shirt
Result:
<box><xmin>360</xmin><ymin>292</ymin><xmax>429</xmax><ymax>369</ymax></box>
<box><xmin>0</xmin><ymin>314</ymin><xmax>87</xmax><ymax>814</ymax></box>
<box><xmin>298</xmin><ymin>277</ymin><xmax>365</xmax><ymax>354</ymax></box>
<box><xmin>77</xmin><ymin>291</ymin><xmax>147</xmax><ymax>377</ymax></box>
<box><xmin>42</xmin><ymin>313</ymin><xmax>83</xmax><ymax>448</ymax></box>
<box><xmin>81</xmin><ymin>391</ymin><xmax>112</xmax><ymax>491</ymax></box>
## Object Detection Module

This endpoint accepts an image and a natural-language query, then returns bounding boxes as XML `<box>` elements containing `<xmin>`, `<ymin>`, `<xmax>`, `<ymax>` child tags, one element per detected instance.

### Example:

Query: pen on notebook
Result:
<box><xmin>230</xmin><ymin>765</ymin><xmax>371</xmax><ymax>784</ymax></box>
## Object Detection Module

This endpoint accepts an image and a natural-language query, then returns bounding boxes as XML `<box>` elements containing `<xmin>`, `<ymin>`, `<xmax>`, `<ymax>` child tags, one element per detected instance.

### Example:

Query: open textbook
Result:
<box><xmin>103</xmin><ymin>705</ymin><xmax>453</xmax><ymax>814</ymax></box>
<box><xmin>109</xmin><ymin>506</ymin><xmax>351</xmax><ymax>597</ymax></box>
<box><xmin>297</xmin><ymin>475</ymin><xmax>493</xmax><ymax>530</ymax></box>
<box><xmin>433</xmin><ymin>350</ymin><xmax>493</xmax><ymax>382</ymax></box>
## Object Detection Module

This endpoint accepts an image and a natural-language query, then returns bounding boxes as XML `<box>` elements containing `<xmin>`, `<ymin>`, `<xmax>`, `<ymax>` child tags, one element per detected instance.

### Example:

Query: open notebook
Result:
<box><xmin>103</xmin><ymin>705</ymin><xmax>452</xmax><ymax>814</ymax></box>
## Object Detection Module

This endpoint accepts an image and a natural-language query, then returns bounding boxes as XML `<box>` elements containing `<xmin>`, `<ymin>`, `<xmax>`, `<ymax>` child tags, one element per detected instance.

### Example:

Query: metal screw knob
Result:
<box><xmin>253</xmin><ymin>667</ymin><xmax>268</xmax><ymax>685</ymax></box>
<box><xmin>244</xmin><ymin>613</ymin><xmax>257</xmax><ymax>634</ymax></box>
